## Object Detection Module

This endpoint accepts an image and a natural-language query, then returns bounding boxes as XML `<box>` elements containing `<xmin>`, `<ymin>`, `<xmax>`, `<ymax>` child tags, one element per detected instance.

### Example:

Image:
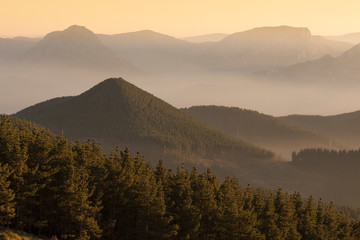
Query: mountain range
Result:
<box><xmin>97</xmin><ymin>30</ymin><xmax>200</xmax><ymax>73</ymax></box>
<box><xmin>13</xmin><ymin>77</ymin><xmax>360</xmax><ymax>206</ymax></box>
<box><xmin>202</xmin><ymin>26</ymin><xmax>352</xmax><ymax>72</ymax></box>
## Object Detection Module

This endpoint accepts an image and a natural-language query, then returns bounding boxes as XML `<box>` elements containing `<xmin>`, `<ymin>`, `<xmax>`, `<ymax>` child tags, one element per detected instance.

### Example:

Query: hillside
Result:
<box><xmin>183</xmin><ymin>105</ymin><xmax>343</xmax><ymax>159</ymax></box>
<box><xmin>279</xmin><ymin>110</ymin><xmax>360</xmax><ymax>148</ymax></box>
<box><xmin>15</xmin><ymin>78</ymin><xmax>274</xmax><ymax>173</ymax></box>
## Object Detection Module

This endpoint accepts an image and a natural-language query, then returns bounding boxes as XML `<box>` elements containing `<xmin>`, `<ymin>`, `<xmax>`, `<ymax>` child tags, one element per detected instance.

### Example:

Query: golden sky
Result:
<box><xmin>1</xmin><ymin>0</ymin><xmax>359</xmax><ymax>37</ymax></box>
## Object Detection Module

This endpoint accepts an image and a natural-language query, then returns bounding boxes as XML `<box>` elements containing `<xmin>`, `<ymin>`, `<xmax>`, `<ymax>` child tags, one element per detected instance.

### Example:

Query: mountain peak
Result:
<box><xmin>15</xmin><ymin>77</ymin><xmax>274</xmax><ymax>169</ymax></box>
<box><xmin>41</xmin><ymin>25</ymin><xmax>100</xmax><ymax>46</ymax></box>
<box><xmin>23</xmin><ymin>26</ymin><xmax>137</xmax><ymax>73</ymax></box>
<box><xmin>64</xmin><ymin>25</ymin><xmax>93</xmax><ymax>33</ymax></box>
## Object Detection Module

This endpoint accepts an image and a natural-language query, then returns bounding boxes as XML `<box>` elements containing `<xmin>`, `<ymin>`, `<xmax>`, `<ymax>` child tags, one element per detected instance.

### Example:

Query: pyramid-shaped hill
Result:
<box><xmin>20</xmin><ymin>25</ymin><xmax>137</xmax><ymax>73</ymax></box>
<box><xmin>15</xmin><ymin>78</ymin><xmax>274</xmax><ymax>171</ymax></box>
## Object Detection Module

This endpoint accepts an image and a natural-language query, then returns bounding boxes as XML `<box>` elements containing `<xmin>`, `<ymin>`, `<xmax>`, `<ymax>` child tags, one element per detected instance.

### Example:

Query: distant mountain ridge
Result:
<box><xmin>19</xmin><ymin>25</ymin><xmax>137</xmax><ymax>73</ymax></box>
<box><xmin>15</xmin><ymin>78</ymin><xmax>274</xmax><ymax>173</ymax></box>
<box><xmin>182</xmin><ymin>33</ymin><xmax>229</xmax><ymax>43</ymax></box>
<box><xmin>325</xmin><ymin>32</ymin><xmax>360</xmax><ymax>45</ymax></box>
<box><xmin>261</xmin><ymin>42</ymin><xmax>360</xmax><ymax>83</ymax></box>
<box><xmin>97</xmin><ymin>30</ymin><xmax>201</xmax><ymax>73</ymax></box>
<box><xmin>183</xmin><ymin>105</ymin><xmax>344</xmax><ymax>159</ymax></box>
<box><xmin>204</xmin><ymin>26</ymin><xmax>352</xmax><ymax>71</ymax></box>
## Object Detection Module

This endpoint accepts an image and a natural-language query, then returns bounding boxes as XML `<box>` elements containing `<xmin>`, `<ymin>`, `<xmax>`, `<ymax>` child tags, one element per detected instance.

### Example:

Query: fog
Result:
<box><xmin>2</xmin><ymin>63</ymin><xmax>360</xmax><ymax>118</ymax></box>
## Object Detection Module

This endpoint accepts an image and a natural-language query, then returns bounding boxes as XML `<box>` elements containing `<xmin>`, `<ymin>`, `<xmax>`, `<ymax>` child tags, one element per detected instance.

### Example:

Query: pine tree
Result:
<box><xmin>168</xmin><ymin>165</ymin><xmax>200</xmax><ymax>240</ymax></box>
<box><xmin>299</xmin><ymin>195</ymin><xmax>317</xmax><ymax>240</ymax></box>
<box><xmin>259</xmin><ymin>194</ymin><xmax>282</xmax><ymax>240</ymax></box>
<box><xmin>274</xmin><ymin>189</ymin><xmax>300</xmax><ymax>240</ymax></box>
<box><xmin>217</xmin><ymin>176</ymin><xmax>242</xmax><ymax>240</ymax></box>
<box><xmin>0</xmin><ymin>163</ymin><xmax>15</xmax><ymax>226</ymax></box>
<box><xmin>190</xmin><ymin>169</ymin><xmax>219</xmax><ymax>239</ymax></box>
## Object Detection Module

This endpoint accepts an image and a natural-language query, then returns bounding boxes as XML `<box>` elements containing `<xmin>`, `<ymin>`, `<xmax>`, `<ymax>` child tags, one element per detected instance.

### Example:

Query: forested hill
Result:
<box><xmin>15</xmin><ymin>78</ymin><xmax>274</xmax><ymax>173</ymax></box>
<box><xmin>183</xmin><ymin>105</ymin><xmax>343</xmax><ymax>159</ymax></box>
<box><xmin>279</xmin><ymin>110</ymin><xmax>360</xmax><ymax>148</ymax></box>
<box><xmin>291</xmin><ymin>148</ymin><xmax>360</xmax><ymax>206</ymax></box>
<box><xmin>1</xmin><ymin>115</ymin><xmax>360</xmax><ymax>240</ymax></box>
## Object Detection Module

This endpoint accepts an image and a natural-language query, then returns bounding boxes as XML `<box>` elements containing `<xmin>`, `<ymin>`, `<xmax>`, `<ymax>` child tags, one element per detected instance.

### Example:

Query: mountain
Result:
<box><xmin>15</xmin><ymin>78</ymin><xmax>274</xmax><ymax>174</ymax></box>
<box><xmin>98</xmin><ymin>30</ymin><xmax>200</xmax><ymax>73</ymax></box>
<box><xmin>260</xmin><ymin>42</ymin><xmax>360</xmax><ymax>83</ymax></box>
<box><xmin>204</xmin><ymin>26</ymin><xmax>352</xmax><ymax>72</ymax></box>
<box><xmin>182</xmin><ymin>33</ymin><xmax>229</xmax><ymax>43</ymax></box>
<box><xmin>325</xmin><ymin>32</ymin><xmax>360</xmax><ymax>45</ymax></box>
<box><xmin>20</xmin><ymin>25</ymin><xmax>137</xmax><ymax>73</ymax></box>
<box><xmin>311</xmin><ymin>35</ymin><xmax>353</xmax><ymax>57</ymax></box>
<box><xmin>183</xmin><ymin>105</ymin><xmax>343</xmax><ymax>159</ymax></box>
<box><xmin>279</xmin><ymin>110</ymin><xmax>360</xmax><ymax>148</ymax></box>
<box><xmin>0</xmin><ymin>37</ymin><xmax>37</xmax><ymax>61</ymax></box>
<box><xmin>11</xmin><ymin>79</ymin><xmax>360</xmax><ymax>206</ymax></box>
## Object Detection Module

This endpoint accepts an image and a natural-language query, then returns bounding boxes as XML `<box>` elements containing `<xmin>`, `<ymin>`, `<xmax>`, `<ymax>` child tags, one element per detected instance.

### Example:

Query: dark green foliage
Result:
<box><xmin>183</xmin><ymin>105</ymin><xmax>342</xmax><ymax>159</ymax></box>
<box><xmin>292</xmin><ymin>148</ymin><xmax>360</xmax><ymax>205</ymax></box>
<box><xmin>280</xmin><ymin>111</ymin><xmax>360</xmax><ymax>148</ymax></box>
<box><xmin>1</xmin><ymin>115</ymin><xmax>360</xmax><ymax>239</ymax></box>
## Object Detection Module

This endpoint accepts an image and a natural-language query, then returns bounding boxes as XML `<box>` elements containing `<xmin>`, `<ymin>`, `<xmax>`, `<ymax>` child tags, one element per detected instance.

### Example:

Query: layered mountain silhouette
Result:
<box><xmin>204</xmin><ymin>26</ymin><xmax>352</xmax><ymax>71</ymax></box>
<box><xmin>19</xmin><ymin>25</ymin><xmax>137</xmax><ymax>73</ymax></box>
<box><xmin>0</xmin><ymin>37</ymin><xmax>37</xmax><ymax>61</ymax></box>
<box><xmin>15</xmin><ymin>78</ymin><xmax>274</xmax><ymax>173</ymax></box>
<box><xmin>183</xmin><ymin>106</ymin><xmax>344</xmax><ymax>159</ymax></box>
<box><xmin>98</xmin><ymin>30</ymin><xmax>200</xmax><ymax>73</ymax></box>
<box><xmin>326</xmin><ymin>32</ymin><xmax>360</xmax><ymax>45</ymax></box>
<box><xmin>261</xmin><ymin>42</ymin><xmax>360</xmax><ymax>82</ymax></box>
<box><xmin>13</xmin><ymin>78</ymin><xmax>360</xmax><ymax>205</ymax></box>
<box><xmin>280</xmin><ymin>110</ymin><xmax>360</xmax><ymax>148</ymax></box>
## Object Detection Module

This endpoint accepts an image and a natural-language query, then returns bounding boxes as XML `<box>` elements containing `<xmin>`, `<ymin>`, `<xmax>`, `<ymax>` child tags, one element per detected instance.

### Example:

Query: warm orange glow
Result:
<box><xmin>1</xmin><ymin>0</ymin><xmax>360</xmax><ymax>37</ymax></box>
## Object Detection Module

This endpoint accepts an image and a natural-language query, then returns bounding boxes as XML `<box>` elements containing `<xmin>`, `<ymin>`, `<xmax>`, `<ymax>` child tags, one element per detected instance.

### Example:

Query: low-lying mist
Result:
<box><xmin>134</xmin><ymin>72</ymin><xmax>360</xmax><ymax>117</ymax></box>
<box><xmin>2</xmin><ymin>64</ymin><xmax>360</xmax><ymax>117</ymax></box>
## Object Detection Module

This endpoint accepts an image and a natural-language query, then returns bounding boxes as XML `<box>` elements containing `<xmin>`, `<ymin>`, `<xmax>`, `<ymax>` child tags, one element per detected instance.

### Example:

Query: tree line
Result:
<box><xmin>1</xmin><ymin>115</ymin><xmax>360</xmax><ymax>239</ymax></box>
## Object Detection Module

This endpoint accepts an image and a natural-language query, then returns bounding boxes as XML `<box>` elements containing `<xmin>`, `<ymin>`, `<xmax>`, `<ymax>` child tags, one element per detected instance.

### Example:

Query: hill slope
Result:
<box><xmin>183</xmin><ymin>106</ymin><xmax>343</xmax><ymax>159</ymax></box>
<box><xmin>279</xmin><ymin>110</ymin><xmax>360</xmax><ymax>148</ymax></box>
<box><xmin>15</xmin><ymin>78</ymin><xmax>274</xmax><ymax>172</ymax></box>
